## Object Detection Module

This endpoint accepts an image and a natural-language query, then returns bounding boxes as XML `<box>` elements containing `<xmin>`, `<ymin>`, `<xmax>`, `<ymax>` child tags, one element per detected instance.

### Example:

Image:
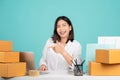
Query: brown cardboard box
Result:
<box><xmin>89</xmin><ymin>62</ymin><xmax>120</xmax><ymax>76</ymax></box>
<box><xmin>0</xmin><ymin>62</ymin><xmax>26</xmax><ymax>77</ymax></box>
<box><xmin>96</xmin><ymin>49</ymin><xmax>120</xmax><ymax>64</ymax></box>
<box><xmin>0</xmin><ymin>41</ymin><xmax>12</xmax><ymax>51</ymax></box>
<box><xmin>29</xmin><ymin>70</ymin><xmax>39</xmax><ymax>76</ymax></box>
<box><xmin>0</xmin><ymin>52</ymin><xmax>19</xmax><ymax>62</ymax></box>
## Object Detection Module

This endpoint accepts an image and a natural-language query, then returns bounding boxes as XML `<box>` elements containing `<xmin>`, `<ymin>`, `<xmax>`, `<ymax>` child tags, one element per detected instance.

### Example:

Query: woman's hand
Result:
<box><xmin>49</xmin><ymin>41</ymin><xmax>65</xmax><ymax>54</ymax></box>
<box><xmin>39</xmin><ymin>64</ymin><xmax>48</xmax><ymax>71</ymax></box>
<box><xmin>49</xmin><ymin>41</ymin><xmax>73</xmax><ymax>65</ymax></box>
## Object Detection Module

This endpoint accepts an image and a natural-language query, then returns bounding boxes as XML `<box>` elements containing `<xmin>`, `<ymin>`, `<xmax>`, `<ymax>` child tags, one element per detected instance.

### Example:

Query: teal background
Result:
<box><xmin>0</xmin><ymin>0</ymin><xmax>120</xmax><ymax>70</ymax></box>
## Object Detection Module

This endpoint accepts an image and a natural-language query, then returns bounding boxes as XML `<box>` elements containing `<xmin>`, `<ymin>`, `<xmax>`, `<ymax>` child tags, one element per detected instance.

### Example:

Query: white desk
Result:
<box><xmin>1</xmin><ymin>71</ymin><xmax>120</xmax><ymax>80</ymax></box>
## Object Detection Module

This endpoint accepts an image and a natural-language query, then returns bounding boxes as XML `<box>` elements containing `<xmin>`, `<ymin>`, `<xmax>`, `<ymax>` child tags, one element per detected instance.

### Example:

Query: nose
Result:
<box><xmin>59</xmin><ymin>25</ymin><xmax>64</xmax><ymax>30</ymax></box>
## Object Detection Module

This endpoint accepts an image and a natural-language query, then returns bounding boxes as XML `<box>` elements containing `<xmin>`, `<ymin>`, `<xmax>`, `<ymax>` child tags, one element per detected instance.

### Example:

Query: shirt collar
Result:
<box><xmin>66</xmin><ymin>40</ymin><xmax>73</xmax><ymax>46</ymax></box>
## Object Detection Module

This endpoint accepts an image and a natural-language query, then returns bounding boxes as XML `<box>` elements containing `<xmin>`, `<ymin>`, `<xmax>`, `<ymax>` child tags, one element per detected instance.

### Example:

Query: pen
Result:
<box><xmin>80</xmin><ymin>60</ymin><xmax>85</xmax><ymax>66</ymax></box>
<box><xmin>73</xmin><ymin>59</ymin><xmax>81</xmax><ymax>73</ymax></box>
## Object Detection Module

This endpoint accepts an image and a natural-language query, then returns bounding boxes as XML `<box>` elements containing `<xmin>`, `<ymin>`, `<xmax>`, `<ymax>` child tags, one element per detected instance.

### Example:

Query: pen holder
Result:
<box><xmin>74</xmin><ymin>65</ymin><xmax>83</xmax><ymax>76</ymax></box>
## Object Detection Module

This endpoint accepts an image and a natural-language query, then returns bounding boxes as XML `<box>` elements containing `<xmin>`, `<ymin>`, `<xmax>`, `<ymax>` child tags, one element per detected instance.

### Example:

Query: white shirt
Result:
<box><xmin>39</xmin><ymin>38</ymin><xmax>82</xmax><ymax>71</ymax></box>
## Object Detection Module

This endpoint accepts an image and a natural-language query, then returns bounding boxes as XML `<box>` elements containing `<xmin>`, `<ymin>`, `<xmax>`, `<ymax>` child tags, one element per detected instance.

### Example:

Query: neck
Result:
<box><xmin>60</xmin><ymin>37</ymin><xmax>68</xmax><ymax>44</ymax></box>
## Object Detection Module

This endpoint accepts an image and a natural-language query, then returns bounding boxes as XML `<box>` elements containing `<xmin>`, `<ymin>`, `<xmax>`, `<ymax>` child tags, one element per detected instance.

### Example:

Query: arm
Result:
<box><xmin>72</xmin><ymin>42</ymin><xmax>82</xmax><ymax>64</ymax></box>
<box><xmin>61</xmin><ymin>50</ymin><xmax>73</xmax><ymax>65</ymax></box>
<box><xmin>49</xmin><ymin>41</ymin><xmax>82</xmax><ymax>68</ymax></box>
<box><xmin>61</xmin><ymin>42</ymin><xmax>82</xmax><ymax>66</ymax></box>
<box><xmin>49</xmin><ymin>41</ymin><xmax>76</xmax><ymax>66</ymax></box>
<box><xmin>49</xmin><ymin>41</ymin><xmax>73</xmax><ymax>65</ymax></box>
<box><xmin>39</xmin><ymin>39</ymin><xmax>50</xmax><ymax>71</ymax></box>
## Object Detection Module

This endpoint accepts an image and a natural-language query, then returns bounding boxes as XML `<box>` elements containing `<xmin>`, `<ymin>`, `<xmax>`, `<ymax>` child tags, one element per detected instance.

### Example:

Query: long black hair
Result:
<box><xmin>52</xmin><ymin>16</ymin><xmax>74</xmax><ymax>43</ymax></box>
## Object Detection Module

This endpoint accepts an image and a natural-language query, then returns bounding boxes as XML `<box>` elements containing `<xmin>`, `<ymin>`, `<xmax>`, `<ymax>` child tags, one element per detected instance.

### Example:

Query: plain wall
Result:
<box><xmin>0</xmin><ymin>0</ymin><xmax>120</xmax><ymax>70</ymax></box>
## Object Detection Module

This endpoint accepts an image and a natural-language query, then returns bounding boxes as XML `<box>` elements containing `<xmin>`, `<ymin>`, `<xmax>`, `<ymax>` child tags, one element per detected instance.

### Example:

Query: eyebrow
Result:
<box><xmin>57</xmin><ymin>22</ymin><xmax>67</xmax><ymax>26</ymax></box>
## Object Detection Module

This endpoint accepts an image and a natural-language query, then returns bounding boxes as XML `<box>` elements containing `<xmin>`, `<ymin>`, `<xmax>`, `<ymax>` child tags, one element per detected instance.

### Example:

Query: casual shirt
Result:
<box><xmin>39</xmin><ymin>38</ymin><xmax>82</xmax><ymax>71</ymax></box>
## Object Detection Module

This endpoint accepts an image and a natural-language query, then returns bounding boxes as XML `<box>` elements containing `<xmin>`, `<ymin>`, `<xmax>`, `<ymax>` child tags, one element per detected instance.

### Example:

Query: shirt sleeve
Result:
<box><xmin>69</xmin><ymin>42</ymin><xmax>82</xmax><ymax>70</ymax></box>
<box><xmin>39</xmin><ymin>39</ymin><xmax>50</xmax><ymax>66</ymax></box>
<box><xmin>72</xmin><ymin>42</ymin><xmax>82</xmax><ymax>63</ymax></box>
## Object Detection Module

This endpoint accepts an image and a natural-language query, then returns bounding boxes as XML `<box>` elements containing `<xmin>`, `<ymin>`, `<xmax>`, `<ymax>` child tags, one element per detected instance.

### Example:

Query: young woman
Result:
<box><xmin>39</xmin><ymin>16</ymin><xmax>82</xmax><ymax>71</ymax></box>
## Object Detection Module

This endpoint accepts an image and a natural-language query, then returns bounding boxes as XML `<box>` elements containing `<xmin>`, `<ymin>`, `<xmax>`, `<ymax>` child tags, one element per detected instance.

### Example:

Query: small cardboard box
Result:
<box><xmin>0</xmin><ymin>62</ymin><xmax>26</xmax><ymax>77</ymax></box>
<box><xmin>0</xmin><ymin>52</ymin><xmax>19</xmax><ymax>62</ymax></box>
<box><xmin>29</xmin><ymin>70</ymin><xmax>39</xmax><ymax>76</ymax></box>
<box><xmin>96</xmin><ymin>49</ymin><xmax>120</xmax><ymax>64</ymax></box>
<box><xmin>0</xmin><ymin>41</ymin><xmax>12</xmax><ymax>51</ymax></box>
<box><xmin>89</xmin><ymin>62</ymin><xmax>120</xmax><ymax>76</ymax></box>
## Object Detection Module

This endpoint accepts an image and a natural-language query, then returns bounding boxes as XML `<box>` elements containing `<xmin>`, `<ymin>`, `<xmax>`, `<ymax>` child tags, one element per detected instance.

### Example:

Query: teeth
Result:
<box><xmin>60</xmin><ymin>31</ymin><xmax>66</xmax><ymax>35</ymax></box>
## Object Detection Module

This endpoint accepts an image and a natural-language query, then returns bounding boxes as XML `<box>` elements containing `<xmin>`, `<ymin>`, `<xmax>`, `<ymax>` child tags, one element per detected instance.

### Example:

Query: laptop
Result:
<box><xmin>20</xmin><ymin>52</ymin><xmax>36</xmax><ymax>74</ymax></box>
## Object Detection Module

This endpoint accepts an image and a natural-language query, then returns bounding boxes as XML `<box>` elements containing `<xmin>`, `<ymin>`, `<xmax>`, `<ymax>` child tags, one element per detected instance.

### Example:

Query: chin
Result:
<box><xmin>60</xmin><ymin>35</ymin><xmax>67</xmax><ymax>38</ymax></box>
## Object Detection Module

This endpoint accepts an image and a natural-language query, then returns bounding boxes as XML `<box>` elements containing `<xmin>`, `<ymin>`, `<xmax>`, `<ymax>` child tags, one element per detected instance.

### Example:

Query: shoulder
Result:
<box><xmin>70</xmin><ymin>40</ymin><xmax>82</xmax><ymax>49</ymax></box>
<box><xmin>45</xmin><ymin>38</ymin><xmax>54</xmax><ymax>45</ymax></box>
<box><xmin>72</xmin><ymin>40</ymin><xmax>81</xmax><ymax>46</ymax></box>
<box><xmin>46</xmin><ymin>38</ymin><xmax>53</xmax><ymax>43</ymax></box>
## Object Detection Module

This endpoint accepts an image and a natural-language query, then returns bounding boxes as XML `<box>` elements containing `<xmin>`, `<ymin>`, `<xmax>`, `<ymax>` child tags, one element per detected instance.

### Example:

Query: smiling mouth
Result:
<box><xmin>60</xmin><ymin>31</ymin><xmax>66</xmax><ymax>35</ymax></box>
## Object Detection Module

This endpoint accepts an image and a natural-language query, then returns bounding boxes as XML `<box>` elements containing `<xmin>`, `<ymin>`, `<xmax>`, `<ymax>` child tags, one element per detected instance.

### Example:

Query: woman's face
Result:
<box><xmin>56</xmin><ymin>19</ymin><xmax>71</xmax><ymax>39</ymax></box>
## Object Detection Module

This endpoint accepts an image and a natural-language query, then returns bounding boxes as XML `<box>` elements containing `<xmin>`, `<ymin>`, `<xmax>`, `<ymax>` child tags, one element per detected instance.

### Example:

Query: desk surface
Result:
<box><xmin>1</xmin><ymin>71</ymin><xmax>120</xmax><ymax>80</ymax></box>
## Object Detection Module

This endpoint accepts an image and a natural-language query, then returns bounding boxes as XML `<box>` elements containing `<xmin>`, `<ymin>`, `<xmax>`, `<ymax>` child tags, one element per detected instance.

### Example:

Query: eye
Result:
<box><xmin>57</xmin><ymin>25</ymin><xmax>60</xmax><ymax>28</ymax></box>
